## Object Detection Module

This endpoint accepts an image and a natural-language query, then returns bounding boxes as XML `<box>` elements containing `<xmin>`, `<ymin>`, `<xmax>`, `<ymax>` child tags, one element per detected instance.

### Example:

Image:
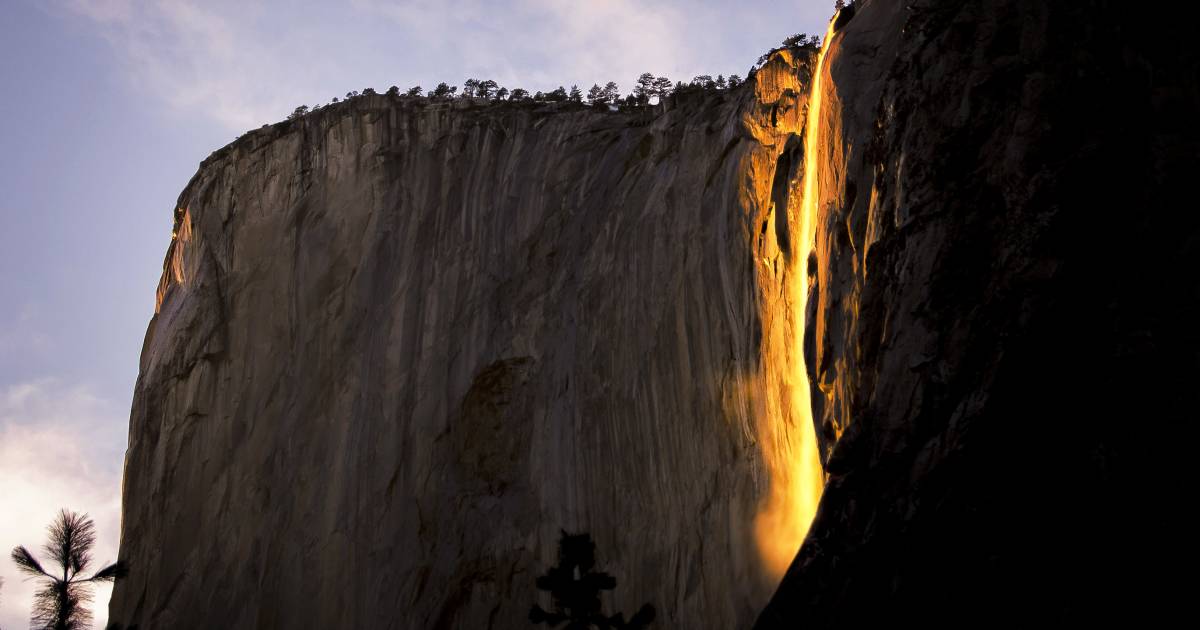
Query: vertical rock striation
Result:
<box><xmin>759</xmin><ymin>0</ymin><xmax>1198</xmax><ymax>626</ymax></box>
<box><xmin>111</xmin><ymin>55</ymin><xmax>821</xmax><ymax>629</ymax></box>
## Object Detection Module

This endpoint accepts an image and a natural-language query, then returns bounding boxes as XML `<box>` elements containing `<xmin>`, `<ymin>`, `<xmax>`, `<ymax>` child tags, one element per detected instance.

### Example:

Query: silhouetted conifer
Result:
<box><xmin>478</xmin><ymin>79</ymin><xmax>499</xmax><ymax>99</ymax></box>
<box><xmin>601</xmin><ymin>82</ymin><xmax>621</xmax><ymax>104</ymax></box>
<box><xmin>10</xmin><ymin>510</ymin><xmax>128</xmax><ymax>630</ymax></box>
<box><xmin>530</xmin><ymin>532</ymin><xmax>655</xmax><ymax>629</ymax></box>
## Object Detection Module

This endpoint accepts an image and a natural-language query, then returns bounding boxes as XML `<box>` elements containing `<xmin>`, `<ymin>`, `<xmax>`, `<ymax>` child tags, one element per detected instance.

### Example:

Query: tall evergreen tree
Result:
<box><xmin>477</xmin><ymin>79</ymin><xmax>499</xmax><ymax>99</ymax></box>
<box><xmin>431</xmin><ymin>82</ymin><xmax>457</xmax><ymax>99</ymax></box>
<box><xmin>10</xmin><ymin>510</ymin><xmax>127</xmax><ymax>630</ymax></box>
<box><xmin>601</xmin><ymin>82</ymin><xmax>621</xmax><ymax>104</ymax></box>
<box><xmin>462</xmin><ymin>78</ymin><xmax>480</xmax><ymax>98</ymax></box>
<box><xmin>586</xmin><ymin>83</ymin><xmax>605</xmax><ymax>104</ymax></box>
<box><xmin>633</xmin><ymin>72</ymin><xmax>656</xmax><ymax>104</ymax></box>
<box><xmin>652</xmin><ymin>76</ymin><xmax>673</xmax><ymax>100</ymax></box>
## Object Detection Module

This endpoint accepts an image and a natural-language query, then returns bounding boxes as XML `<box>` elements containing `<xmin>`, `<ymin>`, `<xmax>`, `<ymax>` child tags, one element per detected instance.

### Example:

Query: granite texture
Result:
<box><xmin>758</xmin><ymin>0</ymin><xmax>1198</xmax><ymax>626</ymax></box>
<box><xmin>110</xmin><ymin>53</ymin><xmax>819</xmax><ymax>630</ymax></box>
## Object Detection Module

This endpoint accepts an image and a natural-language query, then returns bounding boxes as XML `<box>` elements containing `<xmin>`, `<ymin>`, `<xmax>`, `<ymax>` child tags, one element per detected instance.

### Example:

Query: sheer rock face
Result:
<box><xmin>760</xmin><ymin>0</ymin><xmax>1198</xmax><ymax>626</ymax></box>
<box><xmin>111</xmin><ymin>56</ymin><xmax>817</xmax><ymax>629</ymax></box>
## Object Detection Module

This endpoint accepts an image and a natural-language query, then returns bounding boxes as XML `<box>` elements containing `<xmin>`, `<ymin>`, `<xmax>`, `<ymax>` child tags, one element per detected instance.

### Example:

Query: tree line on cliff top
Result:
<box><xmin>286</xmin><ymin>30</ymin><xmax>827</xmax><ymax>121</ymax></box>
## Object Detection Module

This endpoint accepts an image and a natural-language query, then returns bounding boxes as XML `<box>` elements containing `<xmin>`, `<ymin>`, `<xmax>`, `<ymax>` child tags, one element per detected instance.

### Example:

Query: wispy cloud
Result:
<box><xmin>55</xmin><ymin>0</ymin><xmax>336</xmax><ymax>131</ymax></box>
<box><xmin>350</xmin><ymin>0</ymin><xmax>690</xmax><ymax>90</ymax></box>
<box><xmin>55</xmin><ymin>0</ymin><xmax>830</xmax><ymax>133</ymax></box>
<box><xmin>0</xmin><ymin>379</ymin><xmax>125</xmax><ymax>630</ymax></box>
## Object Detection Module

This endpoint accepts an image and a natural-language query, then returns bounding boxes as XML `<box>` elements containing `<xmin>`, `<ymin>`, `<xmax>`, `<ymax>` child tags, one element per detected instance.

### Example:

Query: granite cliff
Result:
<box><xmin>111</xmin><ymin>1</ymin><xmax>1198</xmax><ymax>627</ymax></box>
<box><xmin>110</xmin><ymin>49</ymin><xmax>821</xmax><ymax>629</ymax></box>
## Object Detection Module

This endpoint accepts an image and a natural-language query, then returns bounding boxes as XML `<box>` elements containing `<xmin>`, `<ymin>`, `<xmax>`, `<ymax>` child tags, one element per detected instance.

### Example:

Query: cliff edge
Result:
<box><xmin>111</xmin><ymin>52</ymin><xmax>817</xmax><ymax>629</ymax></box>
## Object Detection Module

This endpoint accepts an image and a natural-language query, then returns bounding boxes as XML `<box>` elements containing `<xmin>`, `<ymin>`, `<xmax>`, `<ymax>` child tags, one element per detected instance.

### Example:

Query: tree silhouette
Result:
<box><xmin>782</xmin><ymin>32</ymin><xmax>808</xmax><ymax>48</ymax></box>
<box><xmin>569</xmin><ymin>85</ymin><xmax>583</xmax><ymax>103</ymax></box>
<box><xmin>601</xmin><ymin>82</ymin><xmax>621</xmax><ymax>104</ymax></box>
<box><xmin>586</xmin><ymin>84</ymin><xmax>604</xmax><ymax>105</ymax></box>
<box><xmin>652</xmin><ymin>76</ymin><xmax>673</xmax><ymax>100</ymax></box>
<box><xmin>462</xmin><ymin>78</ymin><xmax>480</xmax><ymax>98</ymax></box>
<box><xmin>632</xmin><ymin>73</ymin><xmax>656</xmax><ymax>104</ymax></box>
<box><xmin>478</xmin><ymin>79</ymin><xmax>499</xmax><ymax>99</ymax></box>
<box><xmin>10</xmin><ymin>510</ymin><xmax>128</xmax><ymax>630</ymax></box>
<box><xmin>431</xmin><ymin>82</ymin><xmax>458</xmax><ymax>99</ymax></box>
<box><xmin>530</xmin><ymin>532</ymin><xmax>655</xmax><ymax>629</ymax></box>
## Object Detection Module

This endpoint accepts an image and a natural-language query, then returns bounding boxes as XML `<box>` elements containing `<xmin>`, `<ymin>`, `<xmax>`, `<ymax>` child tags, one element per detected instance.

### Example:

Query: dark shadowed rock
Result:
<box><xmin>758</xmin><ymin>0</ymin><xmax>1197</xmax><ymax>626</ymax></box>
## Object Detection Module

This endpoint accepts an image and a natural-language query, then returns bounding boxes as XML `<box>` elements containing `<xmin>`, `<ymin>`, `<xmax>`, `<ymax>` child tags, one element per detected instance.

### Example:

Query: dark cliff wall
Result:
<box><xmin>109</xmin><ymin>56</ymin><xmax>819</xmax><ymax>629</ymax></box>
<box><xmin>759</xmin><ymin>0</ymin><xmax>1198</xmax><ymax>626</ymax></box>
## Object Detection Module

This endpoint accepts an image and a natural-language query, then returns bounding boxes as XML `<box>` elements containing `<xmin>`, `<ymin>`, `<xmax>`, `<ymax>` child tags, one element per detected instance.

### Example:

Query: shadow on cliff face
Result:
<box><xmin>530</xmin><ymin>532</ymin><xmax>655</xmax><ymax>629</ymax></box>
<box><xmin>756</xmin><ymin>0</ymin><xmax>1199</xmax><ymax>627</ymax></box>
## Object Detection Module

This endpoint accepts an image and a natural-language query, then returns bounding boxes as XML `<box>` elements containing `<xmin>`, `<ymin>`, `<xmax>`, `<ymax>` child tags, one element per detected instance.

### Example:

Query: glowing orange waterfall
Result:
<box><xmin>754</xmin><ymin>17</ymin><xmax>838</xmax><ymax>580</ymax></box>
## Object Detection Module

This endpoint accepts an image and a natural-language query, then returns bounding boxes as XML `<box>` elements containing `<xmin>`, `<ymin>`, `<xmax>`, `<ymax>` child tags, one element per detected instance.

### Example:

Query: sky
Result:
<box><xmin>0</xmin><ymin>1</ymin><xmax>831</xmax><ymax>626</ymax></box>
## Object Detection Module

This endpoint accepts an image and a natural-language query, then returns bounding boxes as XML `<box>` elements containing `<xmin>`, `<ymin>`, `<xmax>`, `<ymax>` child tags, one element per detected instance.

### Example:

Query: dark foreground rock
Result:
<box><xmin>758</xmin><ymin>0</ymin><xmax>1198</xmax><ymax>626</ymax></box>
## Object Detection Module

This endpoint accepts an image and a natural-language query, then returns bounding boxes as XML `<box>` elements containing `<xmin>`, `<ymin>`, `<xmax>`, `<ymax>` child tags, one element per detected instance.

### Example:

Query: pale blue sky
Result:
<box><xmin>0</xmin><ymin>1</ymin><xmax>831</xmax><ymax>626</ymax></box>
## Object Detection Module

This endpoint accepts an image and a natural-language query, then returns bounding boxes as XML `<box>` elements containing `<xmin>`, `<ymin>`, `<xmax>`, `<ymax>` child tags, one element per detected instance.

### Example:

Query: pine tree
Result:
<box><xmin>462</xmin><ymin>78</ymin><xmax>480</xmax><ymax>98</ymax></box>
<box><xmin>529</xmin><ymin>533</ymin><xmax>655</xmax><ymax>629</ymax></box>
<box><xmin>477</xmin><ymin>79</ymin><xmax>499</xmax><ymax>99</ymax></box>
<box><xmin>586</xmin><ymin>83</ymin><xmax>604</xmax><ymax>104</ymax></box>
<box><xmin>633</xmin><ymin>72</ymin><xmax>656</xmax><ymax>104</ymax></box>
<box><xmin>652</xmin><ymin>76</ymin><xmax>673</xmax><ymax>100</ymax></box>
<box><xmin>10</xmin><ymin>510</ymin><xmax>128</xmax><ymax>630</ymax></box>
<box><xmin>601</xmin><ymin>82</ymin><xmax>621</xmax><ymax>104</ymax></box>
